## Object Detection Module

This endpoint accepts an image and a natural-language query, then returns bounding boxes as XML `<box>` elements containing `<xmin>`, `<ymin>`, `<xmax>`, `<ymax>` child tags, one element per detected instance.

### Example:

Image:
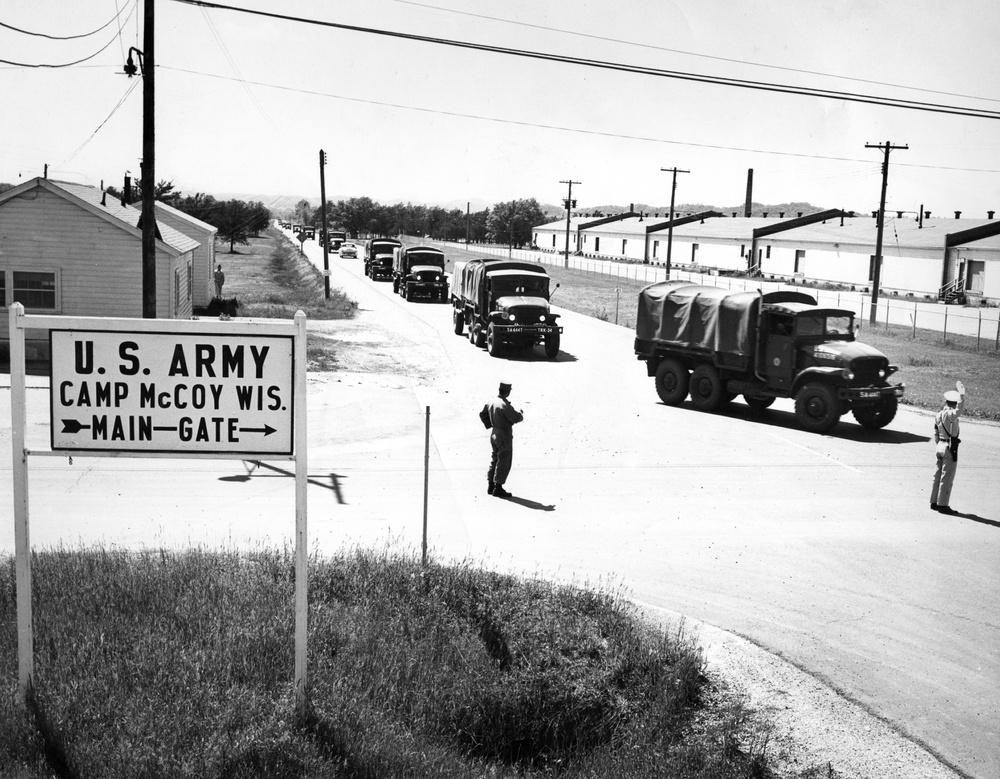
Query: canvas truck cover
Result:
<box><xmin>636</xmin><ymin>282</ymin><xmax>816</xmax><ymax>367</ymax></box>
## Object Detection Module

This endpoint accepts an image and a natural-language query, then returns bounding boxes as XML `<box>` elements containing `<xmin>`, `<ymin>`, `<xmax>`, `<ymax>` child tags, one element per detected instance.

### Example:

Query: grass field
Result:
<box><xmin>0</xmin><ymin>548</ymin><xmax>805</xmax><ymax>779</ymax></box>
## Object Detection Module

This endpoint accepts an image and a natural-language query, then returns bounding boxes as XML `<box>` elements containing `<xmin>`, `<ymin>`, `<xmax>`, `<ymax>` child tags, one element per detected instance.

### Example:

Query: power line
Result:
<box><xmin>167</xmin><ymin>0</ymin><xmax>1000</xmax><ymax>120</ymax></box>
<box><xmin>0</xmin><ymin>1</ymin><xmax>135</xmax><ymax>40</ymax></box>
<box><xmin>61</xmin><ymin>77</ymin><xmax>141</xmax><ymax>165</ymax></box>
<box><xmin>159</xmin><ymin>64</ymin><xmax>1000</xmax><ymax>175</ymax></box>
<box><xmin>387</xmin><ymin>0</ymin><xmax>1000</xmax><ymax>107</ymax></box>
<box><xmin>0</xmin><ymin>1</ymin><xmax>138</xmax><ymax>68</ymax></box>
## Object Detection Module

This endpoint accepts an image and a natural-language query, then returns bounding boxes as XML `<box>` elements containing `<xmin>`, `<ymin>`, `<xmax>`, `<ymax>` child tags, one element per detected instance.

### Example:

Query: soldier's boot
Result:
<box><xmin>493</xmin><ymin>485</ymin><xmax>511</xmax><ymax>499</ymax></box>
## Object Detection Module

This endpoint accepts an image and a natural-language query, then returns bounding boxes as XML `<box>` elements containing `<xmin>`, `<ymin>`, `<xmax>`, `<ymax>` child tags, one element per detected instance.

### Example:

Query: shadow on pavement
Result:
<box><xmin>502</xmin><ymin>494</ymin><xmax>555</xmax><ymax>511</ymax></box>
<box><xmin>946</xmin><ymin>510</ymin><xmax>1000</xmax><ymax>529</ymax></box>
<box><xmin>657</xmin><ymin>399</ymin><xmax>930</xmax><ymax>444</ymax></box>
<box><xmin>220</xmin><ymin>461</ymin><xmax>347</xmax><ymax>504</ymax></box>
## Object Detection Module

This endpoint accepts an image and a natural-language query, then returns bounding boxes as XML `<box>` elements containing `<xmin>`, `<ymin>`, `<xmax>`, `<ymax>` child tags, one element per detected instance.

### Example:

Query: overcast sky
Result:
<box><xmin>2</xmin><ymin>0</ymin><xmax>998</xmax><ymax>217</ymax></box>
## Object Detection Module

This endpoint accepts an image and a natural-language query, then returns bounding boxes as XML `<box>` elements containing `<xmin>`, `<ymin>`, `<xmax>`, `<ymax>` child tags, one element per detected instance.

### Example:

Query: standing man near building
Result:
<box><xmin>214</xmin><ymin>264</ymin><xmax>225</xmax><ymax>298</ymax></box>
<box><xmin>485</xmin><ymin>381</ymin><xmax>523</xmax><ymax>499</ymax></box>
<box><xmin>931</xmin><ymin>380</ymin><xmax>966</xmax><ymax>514</ymax></box>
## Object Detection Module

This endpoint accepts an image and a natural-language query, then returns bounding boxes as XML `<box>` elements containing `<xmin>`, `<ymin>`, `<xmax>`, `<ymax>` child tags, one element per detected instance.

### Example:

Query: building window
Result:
<box><xmin>653</xmin><ymin>240</ymin><xmax>659</xmax><ymax>258</ymax></box>
<box><xmin>766</xmin><ymin>245</ymin><xmax>771</xmax><ymax>259</ymax></box>
<box><xmin>187</xmin><ymin>262</ymin><xmax>194</xmax><ymax>300</ymax></box>
<box><xmin>794</xmin><ymin>249</ymin><xmax>805</xmax><ymax>273</ymax></box>
<box><xmin>595</xmin><ymin>237</ymin><xmax>601</xmax><ymax>252</ymax></box>
<box><xmin>0</xmin><ymin>271</ymin><xmax>6</xmax><ymax>306</ymax></box>
<box><xmin>691</xmin><ymin>243</ymin><xmax>699</xmax><ymax>262</ymax></box>
<box><xmin>551</xmin><ymin>234</ymin><xmax>556</xmax><ymax>247</ymax></box>
<box><xmin>622</xmin><ymin>239</ymin><xmax>627</xmax><ymax>254</ymax></box>
<box><xmin>12</xmin><ymin>270</ymin><xmax>56</xmax><ymax>310</ymax></box>
<box><xmin>740</xmin><ymin>244</ymin><xmax>745</xmax><ymax>257</ymax></box>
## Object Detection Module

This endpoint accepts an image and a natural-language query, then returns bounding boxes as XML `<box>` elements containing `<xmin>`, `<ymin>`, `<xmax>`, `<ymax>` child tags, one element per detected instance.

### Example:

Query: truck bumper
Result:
<box><xmin>840</xmin><ymin>384</ymin><xmax>905</xmax><ymax>402</ymax></box>
<box><xmin>406</xmin><ymin>282</ymin><xmax>448</xmax><ymax>298</ymax></box>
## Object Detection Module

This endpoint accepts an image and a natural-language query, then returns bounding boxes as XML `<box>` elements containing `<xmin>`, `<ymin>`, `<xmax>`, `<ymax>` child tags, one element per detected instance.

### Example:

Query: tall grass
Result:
<box><xmin>1</xmin><ymin>547</ymin><xmax>792</xmax><ymax>778</ymax></box>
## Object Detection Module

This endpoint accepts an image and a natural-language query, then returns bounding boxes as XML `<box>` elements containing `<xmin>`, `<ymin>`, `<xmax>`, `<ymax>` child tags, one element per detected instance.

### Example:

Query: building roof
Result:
<box><xmin>154</xmin><ymin>200</ymin><xmax>218</xmax><ymax>237</ymax></box>
<box><xmin>0</xmin><ymin>177</ymin><xmax>199</xmax><ymax>255</ymax></box>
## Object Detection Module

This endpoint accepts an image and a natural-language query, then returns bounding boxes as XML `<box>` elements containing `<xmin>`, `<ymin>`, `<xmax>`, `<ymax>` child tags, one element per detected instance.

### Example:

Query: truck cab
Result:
<box><xmin>392</xmin><ymin>246</ymin><xmax>448</xmax><ymax>301</ymax></box>
<box><xmin>452</xmin><ymin>260</ymin><xmax>562</xmax><ymax>359</ymax></box>
<box><xmin>365</xmin><ymin>238</ymin><xmax>401</xmax><ymax>280</ymax></box>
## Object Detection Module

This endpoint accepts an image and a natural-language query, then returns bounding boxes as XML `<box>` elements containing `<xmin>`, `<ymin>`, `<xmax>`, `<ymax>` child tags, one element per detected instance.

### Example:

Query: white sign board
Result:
<box><xmin>50</xmin><ymin>329</ymin><xmax>295</xmax><ymax>455</ymax></box>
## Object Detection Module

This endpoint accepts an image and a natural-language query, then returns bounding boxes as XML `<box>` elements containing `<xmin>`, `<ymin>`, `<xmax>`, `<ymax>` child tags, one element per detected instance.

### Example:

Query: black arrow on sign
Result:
<box><xmin>61</xmin><ymin>419</ymin><xmax>90</xmax><ymax>434</ymax></box>
<box><xmin>240</xmin><ymin>425</ymin><xmax>277</xmax><ymax>436</ymax></box>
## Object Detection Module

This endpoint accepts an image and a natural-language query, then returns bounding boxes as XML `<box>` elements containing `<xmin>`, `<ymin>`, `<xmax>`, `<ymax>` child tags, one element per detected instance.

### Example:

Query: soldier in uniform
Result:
<box><xmin>486</xmin><ymin>381</ymin><xmax>523</xmax><ymax>499</ymax></box>
<box><xmin>931</xmin><ymin>380</ymin><xmax>965</xmax><ymax>515</ymax></box>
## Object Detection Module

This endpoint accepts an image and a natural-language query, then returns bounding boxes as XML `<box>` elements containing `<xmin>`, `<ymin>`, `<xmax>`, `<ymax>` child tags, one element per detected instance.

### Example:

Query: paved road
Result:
<box><xmin>2</xmin><ymin>236</ymin><xmax>997</xmax><ymax>778</ymax></box>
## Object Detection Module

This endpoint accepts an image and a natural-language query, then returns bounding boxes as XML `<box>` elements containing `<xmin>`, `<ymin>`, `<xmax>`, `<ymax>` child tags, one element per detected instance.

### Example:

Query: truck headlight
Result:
<box><xmin>878</xmin><ymin>368</ymin><xmax>886</xmax><ymax>378</ymax></box>
<box><xmin>842</xmin><ymin>369</ymin><xmax>855</xmax><ymax>381</ymax></box>
<box><xmin>539</xmin><ymin>315</ymin><xmax>546</xmax><ymax>322</ymax></box>
<box><xmin>508</xmin><ymin>313</ymin><xmax>516</xmax><ymax>322</ymax></box>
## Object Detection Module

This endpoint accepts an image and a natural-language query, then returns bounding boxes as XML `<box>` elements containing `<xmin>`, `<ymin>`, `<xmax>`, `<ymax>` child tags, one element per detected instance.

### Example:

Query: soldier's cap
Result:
<box><xmin>943</xmin><ymin>390</ymin><xmax>961</xmax><ymax>404</ymax></box>
<box><xmin>499</xmin><ymin>382</ymin><xmax>512</xmax><ymax>391</ymax></box>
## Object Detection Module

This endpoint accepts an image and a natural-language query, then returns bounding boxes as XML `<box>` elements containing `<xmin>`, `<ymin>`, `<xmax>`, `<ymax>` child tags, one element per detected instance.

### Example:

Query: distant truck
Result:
<box><xmin>365</xmin><ymin>237</ymin><xmax>401</xmax><ymax>280</ymax></box>
<box><xmin>634</xmin><ymin>281</ymin><xmax>904</xmax><ymax>433</ymax></box>
<box><xmin>392</xmin><ymin>245</ymin><xmax>448</xmax><ymax>302</ymax></box>
<box><xmin>451</xmin><ymin>259</ymin><xmax>562</xmax><ymax>359</ymax></box>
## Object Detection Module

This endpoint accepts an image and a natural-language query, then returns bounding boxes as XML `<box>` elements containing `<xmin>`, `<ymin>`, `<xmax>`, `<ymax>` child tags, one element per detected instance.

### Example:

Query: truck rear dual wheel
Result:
<box><xmin>852</xmin><ymin>394</ymin><xmax>898</xmax><ymax>430</ymax></box>
<box><xmin>654</xmin><ymin>359</ymin><xmax>689</xmax><ymax>405</ymax></box>
<box><xmin>453</xmin><ymin>307</ymin><xmax>464</xmax><ymax>335</ymax></box>
<box><xmin>689</xmin><ymin>364</ymin><xmax>725</xmax><ymax>412</ymax></box>
<box><xmin>795</xmin><ymin>382</ymin><xmax>842</xmax><ymax>433</ymax></box>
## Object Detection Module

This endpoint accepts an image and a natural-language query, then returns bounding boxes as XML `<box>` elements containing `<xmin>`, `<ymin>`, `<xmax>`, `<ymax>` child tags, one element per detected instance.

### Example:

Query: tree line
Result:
<box><xmin>290</xmin><ymin>197</ymin><xmax>550</xmax><ymax>249</ymax></box>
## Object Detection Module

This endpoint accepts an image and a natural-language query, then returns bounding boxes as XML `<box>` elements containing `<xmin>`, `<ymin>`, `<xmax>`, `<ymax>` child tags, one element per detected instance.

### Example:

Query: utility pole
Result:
<box><xmin>140</xmin><ymin>0</ymin><xmax>156</xmax><ymax>318</ymax></box>
<box><xmin>319</xmin><ymin>150</ymin><xmax>330</xmax><ymax>299</ymax></box>
<box><xmin>560</xmin><ymin>179</ymin><xmax>580</xmax><ymax>268</ymax></box>
<box><xmin>465</xmin><ymin>201</ymin><xmax>470</xmax><ymax>246</ymax></box>
<box><xmin>661</xmin><ymin>166</ymin><xmax>689</xmax><ymax>280</ymax></box>
<box><xmin>865</xmin><ymin>141</ymin><xmax>908</xmax><ymax>325</ymax></box>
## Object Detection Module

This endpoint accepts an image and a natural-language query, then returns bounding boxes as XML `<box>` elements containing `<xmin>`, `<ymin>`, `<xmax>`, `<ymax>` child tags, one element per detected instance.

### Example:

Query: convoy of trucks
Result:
<box><xmin>634</xmin><ymin>281</ymin><xmax>905</xmax><ymax>433</ymax></box>
<box><xmin>392</xmin><ymin>246</ymin><xmax>448</xmax><ymax>301</ymax></box>
<box><xmin>450</xmin><ymin>259</ymin><xmax>562</xmax><ymax>359</ymax></box>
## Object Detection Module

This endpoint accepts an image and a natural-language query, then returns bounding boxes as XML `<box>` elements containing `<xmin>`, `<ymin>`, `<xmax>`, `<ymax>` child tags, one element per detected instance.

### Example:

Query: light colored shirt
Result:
<box><xmin>935</xmin><ymin>398</ymin><xmax>964</xmax><ymax>442</ymax></box>
<box><xmin>487</xmin><ymin>396</ymin><xmax>523</xmax><ymax>436</ymax></box>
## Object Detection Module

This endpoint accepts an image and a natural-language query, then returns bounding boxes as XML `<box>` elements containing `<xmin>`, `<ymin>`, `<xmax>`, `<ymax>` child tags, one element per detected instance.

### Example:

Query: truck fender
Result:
<box><xmin>791</xmin><ymin>366</ymin><xmax>845</xmax><ymax>396</ymax></box>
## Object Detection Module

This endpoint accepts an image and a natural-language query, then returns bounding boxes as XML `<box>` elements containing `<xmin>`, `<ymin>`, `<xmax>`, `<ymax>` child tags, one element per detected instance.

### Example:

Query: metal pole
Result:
<box><xmin>10</xmin><ymin>304</ymin><xmax>33</xmax><ymax>698</ymax></box>
<box><xmin>293</xmin><ymin>310</ymin><xmax>309</xmax><ymax>721</ymax></box>
<box><xmin>422</xmin><ymin>407</ymin><xmax>430</xmax><ymax>567</ymax></box>
<box><xmin>319</xmin><ymin>150</ymin><xmax>330</xmax><ymax>299</ymax></box>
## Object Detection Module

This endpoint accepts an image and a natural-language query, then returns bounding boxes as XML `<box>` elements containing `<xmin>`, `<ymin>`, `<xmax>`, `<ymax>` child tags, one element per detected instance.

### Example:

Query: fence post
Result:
<box><xmin>422</xmin><ymin>406</ymin><xmax>430</xmax><ymax>567</ymax></box>
<box><xmin>912</xmin><ymin>301</ymin><xmax>917</xmax><ymax>340</ymax></box>
<box><xmin>977</xmin><ymin>309</ymin><xmax>982</xmax><ymax>351</ymax></box>
<box><xmin>615</xmin><ymin>287</ymin><xmax>620</xmax><ymax>325</ymax></box>
<box><xmin>943</xmin><ymin>305</ymin><xmax>948</xmax><ymax>343</ymax></box>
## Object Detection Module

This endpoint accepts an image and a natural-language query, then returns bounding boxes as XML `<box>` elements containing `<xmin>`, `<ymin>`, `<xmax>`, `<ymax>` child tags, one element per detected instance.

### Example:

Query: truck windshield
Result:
<box><xmin>409</xmin><ymin>255</ymin><xmax>444</xmax><ymax>269</ymax></box>
<box><xmin>493</xmin><ymin>276</ymin><xmax>549</xmax><ymax>298</ymax></box>
<box><xmin>796</xmin><ymin>314</ymin><xmax>854</xmax><ymax>337</ymax></box>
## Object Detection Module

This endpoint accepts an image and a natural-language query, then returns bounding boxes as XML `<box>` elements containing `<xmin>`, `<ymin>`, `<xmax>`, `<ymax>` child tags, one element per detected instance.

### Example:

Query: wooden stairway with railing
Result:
<box><xmin>938</xmin><ymin>276</ymin><xmax>966</xmax><ymax>305</ymax></box>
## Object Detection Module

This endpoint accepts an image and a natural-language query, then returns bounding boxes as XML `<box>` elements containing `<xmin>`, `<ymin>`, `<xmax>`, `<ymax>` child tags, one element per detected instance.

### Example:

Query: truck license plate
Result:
<box><xmin>860</xmin><ymin>391</ymin><xmax>880</xmax><ymax>398</ymax></box>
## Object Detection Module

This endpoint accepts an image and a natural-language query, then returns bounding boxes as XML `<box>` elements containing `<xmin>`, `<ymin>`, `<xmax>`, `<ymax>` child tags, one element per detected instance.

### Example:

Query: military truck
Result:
<box><xmin>634</xmin><ymin>281</ymin><xmax>904</xmax><ymax>433</ymax></box>
<box><xmin>451</xmin><ymin>259</ymin><xmax>562</xmax><ymax>359</ymax></box>
<box><xmin>391</xmin><ymin>245</ymin><xmax>448</xmax><ymax>301</ymax></box>
<box><xmin>365</xmin><ymin>237</ymin><xmax>401</xmax><ymax>280</ymax></box>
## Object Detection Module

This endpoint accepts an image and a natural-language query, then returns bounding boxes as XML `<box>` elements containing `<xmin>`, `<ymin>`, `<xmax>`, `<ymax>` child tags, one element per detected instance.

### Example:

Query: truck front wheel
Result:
<box><xmin>544</xmin><ymin>331</ymin><xmax>560</xmax><ymax>360</ymax></box>
<box><xmin>795</xmin><ymin>383</ymin><xmax>842</xmax><ymax>433</ymax></box>
<box><xmin>487</xmin><ymin>324</ymin><xmax>503</xmax><ymax>357</ymax></box>
<box><xmin>852</xmin><ymin>394</ymin><xmax>898</xmax><ymax>430</ymax></box>
<box><xmin>654</xmin><ymin>359</ymin><xmax>689</xmax><ymax>405</ymax></box>
<box><xmin>689</xmin><ymin>364</ymin><xmax>724</xmax><ymax>411</ymax></box>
